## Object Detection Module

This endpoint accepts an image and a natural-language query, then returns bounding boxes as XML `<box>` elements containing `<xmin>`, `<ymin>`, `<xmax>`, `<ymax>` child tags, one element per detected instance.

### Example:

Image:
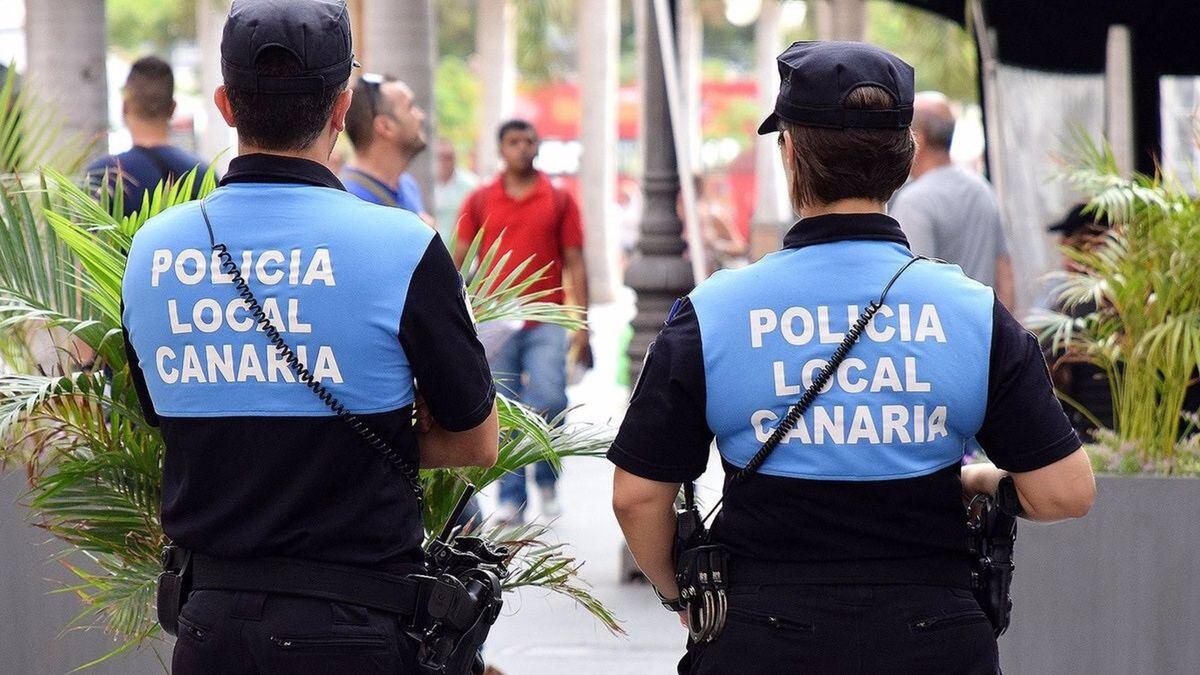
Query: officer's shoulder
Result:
<box><xmin>689</xmin><ymin>253</ymin><xmax>785</xmax><ymax>303</ymax></box>
<box><xmin>323</xmin><ymin>191</ymin><xmax>436</xmax><ymax>248</ymax></box>
<box><xmin>912</xmin><ymin>257</ymin><xmax>996</xmax><ymax>299</ymax></box>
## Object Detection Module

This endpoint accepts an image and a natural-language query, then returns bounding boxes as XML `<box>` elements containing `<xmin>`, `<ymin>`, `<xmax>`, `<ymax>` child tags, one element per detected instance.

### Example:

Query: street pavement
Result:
<box><xmin>480</xmin><ymin>290</ymin><xmax>723</xmax><ymax>675</ymax></box>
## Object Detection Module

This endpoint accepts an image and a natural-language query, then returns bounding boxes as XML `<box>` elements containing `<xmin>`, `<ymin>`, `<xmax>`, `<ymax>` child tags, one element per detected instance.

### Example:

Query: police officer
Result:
<box><xmin>121</xmin><ymin>1</ymin><xmax>498</xmax><ymax>672</ymax></box>
<box><xmin>610</xmin><ymin>41</ymin><xmax>1096</xmax><ymax>674</ymax></box>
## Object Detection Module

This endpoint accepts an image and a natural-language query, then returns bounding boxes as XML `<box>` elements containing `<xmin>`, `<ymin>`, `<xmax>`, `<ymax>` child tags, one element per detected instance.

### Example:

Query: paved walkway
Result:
<box><xmin>480</xmin><ymin>290</ymin><xmax>726</xmax><ymax>674</ymax></box>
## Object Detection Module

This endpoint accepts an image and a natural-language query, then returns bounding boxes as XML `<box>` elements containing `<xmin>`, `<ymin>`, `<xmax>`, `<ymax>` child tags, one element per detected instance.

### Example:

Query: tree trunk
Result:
<box><xmin>475</xmin><ymin>0</ymin><xmax>515</xmax><ymax>178</ymax></box>
<box><xmin>816</xmin><ymin>0</ymin><xmax>866</xmax><ymax>41</ymax></box>
<box><xmin>576</xmin><ymin>0</ymin><xmax>620</xmax><ymax>304</ymax></box>
<box><xmin>749</xmin><ymin>0</ymin><xmax>794</xmax><ymax>260</ymax></box>
<box><xmin>365</xmin><ymin>0</ymin><xmax>437</xmax><ymax>209</ymax></box>
<box><xmin>24</xmin><ymin>0</ymin><xmax>109</xmax><ymax>162</ymax></box>
<box><xmin>197</xmin><ymin>0</ymin><xmax>233</xmax><ymax>172</ymax></box>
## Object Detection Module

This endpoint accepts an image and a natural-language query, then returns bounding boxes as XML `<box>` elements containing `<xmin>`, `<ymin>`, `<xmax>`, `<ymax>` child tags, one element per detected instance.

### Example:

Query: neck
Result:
<box><xmin>127</xmin><ymin>116</ymin><xmax>171</xmax><ymax>147</ymax></box>
<box><xmin>237</xmin><ymin>141</ymin><xmax>331</xmax><ymax>166</ymax></box>
<box><xmin>350</xmin><ymin>144</ymin><xmax>410</xmax><ymax>186</ymax></box>
<box><xmin>911</xmin><ymin>151</ymin><xmax>951</xmax><ymax>179</ymax></box>
<box><xmin>799</xmin><ymin>198</ymin><xmax>886</xmax><ymax>219</ymax></box>
<box><xmin>503</xmin><ymin>166</ymin><xmax>537</xmax><ymax>185</ymax></box>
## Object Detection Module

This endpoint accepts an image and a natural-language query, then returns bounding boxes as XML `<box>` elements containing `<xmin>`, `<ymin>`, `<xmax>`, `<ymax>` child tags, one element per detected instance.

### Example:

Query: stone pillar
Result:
<box><xmin>625</xmin><ymin>0</ymin><xmax>693</xmax><ymax>385</ymax></box>
<box><xmin>475</xmin><ymin>0</ymin><xmax>515</xmax><ymax>177</ymax></box>
<box><xmin>24</xmin><ymin>0</ymin><xmax>108</xmax><ymax>162</ymax></box>
<box><xmin>197</xmin><ymin>0</ymin><xmax>233</xmax><ymax>171</ymax></box>
<box><xmin>366</xmin><ymin>0</ymin><xmax>437</xmax><ymax>207</ymax></box>
<box><xmin>577</xmin><ymin>0</ymin><xmax>620</xmax><ymax>304</ymax></box>
<box><xmin>749</xmin><ymin>0</ymin><xmax>793</xmax><ymax>260</ymax></box>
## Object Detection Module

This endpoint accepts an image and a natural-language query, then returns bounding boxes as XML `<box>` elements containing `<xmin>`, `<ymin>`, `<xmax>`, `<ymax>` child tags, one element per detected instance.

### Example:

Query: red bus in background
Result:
<box><xmin>510</xmin><ymin>79</ymin><xmax>761</xmax><ymax>242</ymax></box>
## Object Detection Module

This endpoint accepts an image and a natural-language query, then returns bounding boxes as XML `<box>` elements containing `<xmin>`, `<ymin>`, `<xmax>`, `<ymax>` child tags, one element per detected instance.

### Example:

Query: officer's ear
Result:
<box><xmin>214</xmin><ymin>86</ymin><xmax>237</xmax><ymax>129</ymax></box>
<box><xmin>330</xmin><ymin>88</ymin><xmax>353</xmax><ymax>134</ymax></box>
<box><xmin>779</xmin><ymin>129</ymin><xmax>798</xmax><ymax>176</ymax></box>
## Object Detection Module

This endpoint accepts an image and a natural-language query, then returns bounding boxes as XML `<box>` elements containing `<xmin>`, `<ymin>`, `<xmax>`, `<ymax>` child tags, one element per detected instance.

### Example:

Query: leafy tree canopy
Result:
<box><xmin>107</xmin><ymin>0</ymin><xmax>196</xmax><ymax>55</ymax></box>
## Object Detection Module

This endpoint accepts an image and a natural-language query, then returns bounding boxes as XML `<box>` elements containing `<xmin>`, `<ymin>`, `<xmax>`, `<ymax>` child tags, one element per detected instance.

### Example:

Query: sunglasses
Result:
<box><xmin>359</xmin><ymin>73</ymin><xmax>392</xmax><ymax>119</ymax></box>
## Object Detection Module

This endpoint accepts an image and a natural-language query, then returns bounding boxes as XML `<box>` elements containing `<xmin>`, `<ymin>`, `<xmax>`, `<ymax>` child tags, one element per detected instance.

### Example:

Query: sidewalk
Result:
<box><xmin>480</xmin><ymin>289</ymin><xmax>723</xmax><ymax>675</ymax></box>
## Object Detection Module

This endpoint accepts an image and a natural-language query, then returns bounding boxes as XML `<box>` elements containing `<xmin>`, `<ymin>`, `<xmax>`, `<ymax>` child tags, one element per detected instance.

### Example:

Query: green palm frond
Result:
<box><xmin>489</xmin><ymin>520</ymin><xmax>623</xmax><ymax>636</ymax></box>
<box><xmin>461</xmin><ymin>230</ymin><xmax>587</xmax><ymax>330</ymax></box>
<box><xmin>0</xmin><ymin>64</ymin><xmax>93</xmax><ymax>174</ymax></box>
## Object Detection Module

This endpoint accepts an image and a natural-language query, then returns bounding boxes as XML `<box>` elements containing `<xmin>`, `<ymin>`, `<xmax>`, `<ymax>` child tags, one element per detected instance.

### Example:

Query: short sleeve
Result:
<box><xmin>456</xmin><ymin>188</ymin><xmax>483</xmax><ymax>247</ymax></box>
<box><xmin>607</xmin><ymin>298</ymin><xmax>713</xmax><ymax>483</ymax></box>
<box><xmin>558</xmin><ymin>191</ymin><xmax>584</xmax><ymax>250</ymax></box>
<box><xmin>399</xmin><ymin>237</ymin><xmax>495</xmax><ymax>431</ymax></box>
<box><xmin>975</xmin><ymin>295</ymin><xmax>1081</xmax><ymax>472</ymax></box>
<box><xmin>890</xmin><ymin>189</ymin><xmax>937</xmax><ymax>257</ymax></box>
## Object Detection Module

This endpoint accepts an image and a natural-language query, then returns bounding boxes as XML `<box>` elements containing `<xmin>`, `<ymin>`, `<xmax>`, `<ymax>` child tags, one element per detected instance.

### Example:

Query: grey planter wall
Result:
<box><xmin>999</xmin><ymin>475</ymin><xmax>1200</xmax><ymax>674</ymax></box>
<box><xmin>0</xmin><ymin>472</ymin><xmax>165</xmax><ymax>674</ymax></box>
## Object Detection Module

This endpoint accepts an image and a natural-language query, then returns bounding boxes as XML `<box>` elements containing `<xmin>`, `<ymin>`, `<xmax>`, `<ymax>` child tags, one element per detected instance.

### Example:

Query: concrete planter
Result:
<box><xmin>0</xmin><ymin>472</ymin><xmax>163</xmax><ymax>674</ymax></box>
<box><xmin>999</xmin><ymin>475</ymin><xmax>1200</xmax><ymax>674</ymax></box>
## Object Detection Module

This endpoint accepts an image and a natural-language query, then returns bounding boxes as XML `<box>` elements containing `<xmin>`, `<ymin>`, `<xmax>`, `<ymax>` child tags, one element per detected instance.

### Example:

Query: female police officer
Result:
<box><xmin>609</xmin><ymin>41</ymin><xmax>1095</xmax><ymax>674</ymax></box>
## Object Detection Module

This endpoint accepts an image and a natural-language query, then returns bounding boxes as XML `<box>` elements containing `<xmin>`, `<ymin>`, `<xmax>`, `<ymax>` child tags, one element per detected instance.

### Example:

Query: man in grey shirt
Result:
<box><xmin>890</xmin><ymin>91</ymin><xmax>1014</xmax><ymax>307</ymax></box>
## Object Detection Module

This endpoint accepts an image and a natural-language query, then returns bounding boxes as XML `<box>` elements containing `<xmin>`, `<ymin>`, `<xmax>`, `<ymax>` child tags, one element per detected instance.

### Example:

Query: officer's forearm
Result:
<box><xmin>612</xmin><ymin>468</ymin><xmax>681</xmax><ymax>598</ymax></box>
<box><xmin>418</xmin><ymin>404</ymin><xmax>499</xmax><ymax>468</ymax></box>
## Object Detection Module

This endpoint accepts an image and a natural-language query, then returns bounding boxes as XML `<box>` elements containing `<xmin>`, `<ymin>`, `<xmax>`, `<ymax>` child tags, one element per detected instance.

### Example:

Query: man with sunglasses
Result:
<box><xmin>341</xmin><ymin>73</ymin><xmax>435</xmax><ymax>225</ymax></box>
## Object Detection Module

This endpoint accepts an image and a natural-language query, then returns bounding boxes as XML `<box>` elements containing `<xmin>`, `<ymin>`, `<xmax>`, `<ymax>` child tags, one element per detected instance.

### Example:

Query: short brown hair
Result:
<box><xmin>124</xmin><ymin>56</ymin><xmax>175</xmax><ymax>120</ymax></box>
<box><xmin>344</xmin><ymin>75</ymin><xmax>396</xmax><ymax>149</ymax></box>
<box><xmin>779</xmin><ymin>86</ymin><xmax>915</xmax><ymax>210</ymax></box>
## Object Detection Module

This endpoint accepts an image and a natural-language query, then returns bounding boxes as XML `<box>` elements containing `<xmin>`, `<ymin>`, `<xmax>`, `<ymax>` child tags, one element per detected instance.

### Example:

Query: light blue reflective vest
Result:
<box><xmin>689</xmin><ymin>239</ymin><xmax>994</xmax><ymax>481</ymax></box>
<box><xmin>122</xmin><ymin>183</ymin><xmax>435</xmax><ymax>418</ymax></box>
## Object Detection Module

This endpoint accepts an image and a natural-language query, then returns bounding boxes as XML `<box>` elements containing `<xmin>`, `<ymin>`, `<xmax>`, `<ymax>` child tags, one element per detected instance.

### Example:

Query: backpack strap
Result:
<box><xmin>342</xmin><ymin>168</ymin><xmax>399</xmax><ymax>208</ymax></box>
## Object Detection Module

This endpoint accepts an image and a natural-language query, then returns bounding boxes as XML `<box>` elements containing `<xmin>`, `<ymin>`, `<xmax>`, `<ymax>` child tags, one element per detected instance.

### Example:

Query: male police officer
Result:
<box><xmin>121</xmin><ymin>1</ymin><xmax>498</xmax><ymax>672</ymax></box>
<box><xmin>610</xmin><ymin>41</ymin><xmax>1095</xmax><ymax>673</ymax></box>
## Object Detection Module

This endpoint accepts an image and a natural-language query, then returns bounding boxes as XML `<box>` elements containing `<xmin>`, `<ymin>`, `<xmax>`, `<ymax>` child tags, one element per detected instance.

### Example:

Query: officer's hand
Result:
<box><xmin>961</xmin><ymin>462</ymin><xmax>1003</xmax><ymax>501</ymax></box>
<box><xmin>413</xmin><ymin>392</ymin><xmax>433</xmax><ymax>433</ymax></box>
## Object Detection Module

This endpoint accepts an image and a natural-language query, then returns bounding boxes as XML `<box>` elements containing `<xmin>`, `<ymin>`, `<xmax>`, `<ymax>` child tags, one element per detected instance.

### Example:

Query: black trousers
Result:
<box><xmin>679</xmin><ymin>584</ymin><xmax>1000</xmax><ymax>675</ymax></box>
<box><xmin>172</xmin><ymin>590</ymin><xmax>421</xmax><ymax>674</ymax></box>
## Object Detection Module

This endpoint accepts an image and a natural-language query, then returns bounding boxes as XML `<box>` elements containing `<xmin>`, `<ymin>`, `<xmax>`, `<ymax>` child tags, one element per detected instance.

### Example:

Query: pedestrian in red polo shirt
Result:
<box><xmin>454</xmin><ymin>119</ymin><xmax>589</xmax><ymax>523</ymax></box>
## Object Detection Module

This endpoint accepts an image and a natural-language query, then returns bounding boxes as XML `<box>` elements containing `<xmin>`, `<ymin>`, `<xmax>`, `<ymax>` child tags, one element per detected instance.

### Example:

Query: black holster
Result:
<box><xmin>968</xmin><ymin>496</ymin><xmax>1018</xmax><ymax>637</ymax></box>
<box><xmin>156</xmin><ymin>545</ymin><xmax>192</xmax><ymax>637</ymax></box>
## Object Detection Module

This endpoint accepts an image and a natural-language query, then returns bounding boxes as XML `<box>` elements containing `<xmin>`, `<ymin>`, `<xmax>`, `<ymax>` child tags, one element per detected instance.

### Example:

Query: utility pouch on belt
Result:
<box><xmin>672</xmin><ymin>256</ymin><xmax>928</xmax><ymax>644</ymax></box>
<box><xmin>968</xmin><ymin>494</ymin><xmax>1017</xmax><ymax>637</ymax></box>
<box><xmin>156</xmin><ymin>545</ymin><xmax>192</xmax><ymax>637</ymax></box>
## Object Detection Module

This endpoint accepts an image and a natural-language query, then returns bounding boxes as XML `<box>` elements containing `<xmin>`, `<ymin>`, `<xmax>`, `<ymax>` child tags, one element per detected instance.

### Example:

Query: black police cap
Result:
<box><xmin>757</xmin><ymin>41</ymin><xmax>915</xmax><ymax>135</ymax></box>
<box><xmin>221</xmin><ymin>0</ymin><xmax>357</xmax><ymax>95</ymax></box>
<box><xmin>1048</xmin><ymin>203</ymin><xmax>1111</xmax><ymax>236</ymax></box>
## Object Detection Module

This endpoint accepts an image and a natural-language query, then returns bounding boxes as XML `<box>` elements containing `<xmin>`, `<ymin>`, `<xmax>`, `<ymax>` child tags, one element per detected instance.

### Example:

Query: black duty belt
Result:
<box><xmin>190</xmin><ymin>553</ymin><xmax>425</xmax><ymax>616</ymax></box>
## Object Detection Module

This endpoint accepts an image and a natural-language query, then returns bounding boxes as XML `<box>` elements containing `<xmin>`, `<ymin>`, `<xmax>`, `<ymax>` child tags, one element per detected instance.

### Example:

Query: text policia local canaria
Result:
<box><xmin>150</xmin><ymin>248</ymin><xmax>344</xmax><ymax>385</ymax></box>
<box><xmin>748</xmin><ymin>304</ymin><xmax>948</xmax><ymax>445</ymax></box>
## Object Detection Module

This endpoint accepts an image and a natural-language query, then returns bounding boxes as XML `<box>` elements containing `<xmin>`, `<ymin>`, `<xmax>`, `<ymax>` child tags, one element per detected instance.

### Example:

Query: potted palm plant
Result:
<box><xmin>0</xmin><ymin>79</ymin><xmax>619</xmax><ymax>671</ymax></box>
<box><xmin>1003</xmin><ymin>140</ymin><xmax>1200</xmax><ymax>673</ymax></box>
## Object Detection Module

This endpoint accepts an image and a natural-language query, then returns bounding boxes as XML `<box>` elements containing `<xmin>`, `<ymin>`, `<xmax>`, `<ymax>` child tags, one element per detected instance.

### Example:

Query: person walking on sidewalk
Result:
<box><xmin>455</xmin><ymin>119</ymin><xmax>589</xmax><ymax>523</ymax></box>
<box><xmin>88</xmin><ymin>56</ymin><xmax>212</xmax><ymax>216</ymax></box>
